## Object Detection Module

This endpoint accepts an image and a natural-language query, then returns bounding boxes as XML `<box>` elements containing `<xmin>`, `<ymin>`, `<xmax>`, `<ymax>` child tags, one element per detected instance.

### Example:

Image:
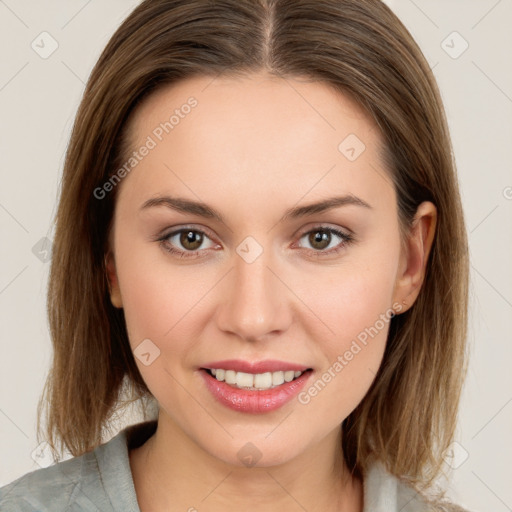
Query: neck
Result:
<box><xmin>129</xmin><ymin>412</ymin><xmax>363</xmax><ymax>512</ymax></box>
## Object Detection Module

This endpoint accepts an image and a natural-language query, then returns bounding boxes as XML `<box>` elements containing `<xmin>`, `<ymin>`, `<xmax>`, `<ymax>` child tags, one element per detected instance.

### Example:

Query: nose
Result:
<box><xmin>215</xmin><ymin>243</ymin><xmax>293</xmax><ymax>343</ymax></box>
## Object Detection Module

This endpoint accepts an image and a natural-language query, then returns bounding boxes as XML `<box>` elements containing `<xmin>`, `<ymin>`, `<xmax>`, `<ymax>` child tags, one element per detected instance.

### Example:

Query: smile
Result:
<box><xmin>207</xmin><ymin>368</ymin><xmax>305</xmax><ymax>391</ymax></box>
<box><xmin>200</xmin><ymin>367</ymin><xmax>313</xmax><ymax>413</ymax></box>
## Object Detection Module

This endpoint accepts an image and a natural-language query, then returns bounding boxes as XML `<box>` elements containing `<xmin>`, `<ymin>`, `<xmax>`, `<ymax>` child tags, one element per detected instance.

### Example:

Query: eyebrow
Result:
<box><xmin>140</xmin><ymin>194</ymin><xmax>372</xmax><ymax>223</ymax></box>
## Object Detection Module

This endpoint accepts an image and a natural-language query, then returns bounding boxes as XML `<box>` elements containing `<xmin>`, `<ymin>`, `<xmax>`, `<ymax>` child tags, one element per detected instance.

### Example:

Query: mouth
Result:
<box><xmin>199</xmin><ymin>365</ymin><xmax>314</xmax><ymax>413</ymax></box>
<box><xmin>201</xmin><ymin>367</ymin><xmax>313</xmax><ymax>391</ymax></box>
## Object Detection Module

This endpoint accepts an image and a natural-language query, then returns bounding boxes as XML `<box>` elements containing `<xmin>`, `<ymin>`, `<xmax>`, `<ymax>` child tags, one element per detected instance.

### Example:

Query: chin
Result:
<box><xmin>193</xmin><ymin>432</ymin><xmax>299</xmax><ymax>469</ymax></box>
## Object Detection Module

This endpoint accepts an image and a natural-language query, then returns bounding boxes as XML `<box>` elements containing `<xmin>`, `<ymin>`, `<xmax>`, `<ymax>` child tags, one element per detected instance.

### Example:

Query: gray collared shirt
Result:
<box><xmin>0</xmin><ymin>420</ymin><xmax>467</xmax><ymax>511</ymax></box>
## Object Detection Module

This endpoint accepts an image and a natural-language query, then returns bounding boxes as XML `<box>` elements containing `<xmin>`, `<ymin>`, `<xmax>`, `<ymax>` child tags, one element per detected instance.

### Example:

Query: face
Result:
<box><xmin>106</xmin><ymin>72</ymin><xmax>420</xmax><ymax>468</ymax></box>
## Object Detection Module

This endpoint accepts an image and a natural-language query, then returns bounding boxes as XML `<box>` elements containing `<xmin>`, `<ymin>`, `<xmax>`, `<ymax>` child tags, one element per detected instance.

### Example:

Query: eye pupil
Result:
<box><xmin>309</xmin><ymin>230</ymin><xmax>330</xmax><ymax>250</ymax></box>
<box><xmin>181</xmin><ymin>230</ymin><xmax>203</xmax><ymax>250</ymax></box>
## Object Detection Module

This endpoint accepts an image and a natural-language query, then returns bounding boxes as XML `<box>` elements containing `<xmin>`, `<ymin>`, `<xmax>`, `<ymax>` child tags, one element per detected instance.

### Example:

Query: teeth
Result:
<box><xmin>209</xmin><ymin>368</ymin><xmax>305</xmax><ymax>390</ymax></box>
<box><xmin>272</xmin><ymin>371</ymin><xmax>284</xmax><ymax>386</ymax></box>
<box><xmin>254</xmin><ymin>372</ymin><xmax>272</xmax><ymax>388</ymax></box>
<box><xmin>225</xmin><ymin>370</ymin><xmax>237</xmax><ymax>385</ymax></box>
<box><xmin>237</xmin><ymin>371</ymin><xmax>254</xmax><ymax>388</ymax></box>
<box><xmin>284</xmin><ymin>371</ymin><xmax>295</xmax><ymax>382</ymax></box>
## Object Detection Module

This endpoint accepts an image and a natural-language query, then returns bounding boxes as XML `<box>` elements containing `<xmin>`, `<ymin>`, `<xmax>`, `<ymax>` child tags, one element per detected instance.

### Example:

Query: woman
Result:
<box><xmin>0</xmin><ymin>0</ymin><xmax>471</xmax><ymax>510</ymax></box>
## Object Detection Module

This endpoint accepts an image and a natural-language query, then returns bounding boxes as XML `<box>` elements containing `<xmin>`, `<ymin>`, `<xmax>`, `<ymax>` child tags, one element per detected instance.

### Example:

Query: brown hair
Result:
<box><xmin>39</xmin><ymin>0</ymin><xmax>469</xmax><ymax>500</ymax></box>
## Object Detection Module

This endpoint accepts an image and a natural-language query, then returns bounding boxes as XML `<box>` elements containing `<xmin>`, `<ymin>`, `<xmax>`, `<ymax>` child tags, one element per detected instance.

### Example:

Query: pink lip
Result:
<box><xmin>200</xmin><ymin>368</ymin><xmax>313</xmax><ymax>413</ymax></box>
<box><xmin>201</xmin><ymin>359</ymin><xmax>311</xmax><ymax>373</ymax></box>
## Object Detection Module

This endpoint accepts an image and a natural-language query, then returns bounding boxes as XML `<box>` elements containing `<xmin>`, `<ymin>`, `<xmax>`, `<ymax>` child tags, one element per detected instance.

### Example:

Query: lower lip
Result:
<box><xmin>200</xmin><ymin>369</ymin><xmax>312</xmax><ymax>413</ymax></box>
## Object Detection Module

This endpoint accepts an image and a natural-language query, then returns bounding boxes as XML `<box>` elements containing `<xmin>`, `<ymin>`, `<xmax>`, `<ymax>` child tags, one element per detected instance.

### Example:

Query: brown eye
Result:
<box><xmin>159</xmin><ymin>227</ymin><xmax>217</xmax><ymax>258</ymax></box>
<box><xmin>296</xmin><ymin>226</ymin><xmax>353</xmax><ymax>256</ymax></box>
<box><xmin>180</xmin><ymin>230</ymin><xmax>203</xmax><ymax>250</ymax></box>
<box><xmin>308</xmin><ymin>230</ymin><xmax>332</xmax><ymax>250</ymax></box>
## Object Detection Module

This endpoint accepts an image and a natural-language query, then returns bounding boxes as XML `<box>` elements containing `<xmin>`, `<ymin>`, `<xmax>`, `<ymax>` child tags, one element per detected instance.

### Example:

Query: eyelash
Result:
<box><xmin>157</xmin><ymin>225</ymin><xmax>354</xmax><ymax>260</ymax></box>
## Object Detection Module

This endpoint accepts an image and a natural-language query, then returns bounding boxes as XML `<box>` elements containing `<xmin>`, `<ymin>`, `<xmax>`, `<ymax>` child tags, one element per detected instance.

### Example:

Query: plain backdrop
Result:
<box><xmin>0</xmin><ymin>1</ymin><xmax>511</xmax><ymax>511</ymax></box>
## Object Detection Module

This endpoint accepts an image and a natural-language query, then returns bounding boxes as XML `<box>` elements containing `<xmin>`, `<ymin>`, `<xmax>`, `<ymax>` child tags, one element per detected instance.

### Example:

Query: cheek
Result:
<box><xmin>308</xmin><ymin>249</ymin><xmax>399</xmax><ymax>352</ymax></box>
<box><xmin>297</xmin><ymin>247</ymin><xmax>399</xmax><ymax>411</ymax></box>
<box><xmin>113</xmin><ymin>232</ymin><xmax>201</xmax><ymax>352</ymax></box>
<box><xmin>114</xmin><ymin>246</ymin><xmax>208</xmax><ymax>397</ymax></box>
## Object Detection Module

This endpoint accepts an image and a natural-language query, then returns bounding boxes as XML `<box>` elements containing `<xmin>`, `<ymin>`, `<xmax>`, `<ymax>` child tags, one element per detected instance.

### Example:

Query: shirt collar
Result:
<box><xmin>95</xmin><ymin>420</ymin><xmax>406</xmax><ymax>512</ymax></box>
<box><xmin>94</xmin><ymin>419</ymin><xmax>157</xmax><ymax>511</ymax></box>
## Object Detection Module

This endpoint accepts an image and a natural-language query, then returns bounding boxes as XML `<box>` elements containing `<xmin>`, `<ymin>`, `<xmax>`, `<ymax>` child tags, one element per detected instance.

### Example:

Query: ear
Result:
<box><xmin>105</xmin><ymin>251</ymin><xmax>123</xmax><ymax>308</ymax></box>
<box><xmin>392</xmin><ymin>201</ymin><xmax>437</xmax><ymax>313</ymax></box>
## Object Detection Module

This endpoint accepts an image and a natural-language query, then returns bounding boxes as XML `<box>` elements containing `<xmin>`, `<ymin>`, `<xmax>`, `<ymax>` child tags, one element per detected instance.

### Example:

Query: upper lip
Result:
<box><xmin>201</xmin><ymin>359</ymin><xmax>312</xmax><ymax>374</ymax></box>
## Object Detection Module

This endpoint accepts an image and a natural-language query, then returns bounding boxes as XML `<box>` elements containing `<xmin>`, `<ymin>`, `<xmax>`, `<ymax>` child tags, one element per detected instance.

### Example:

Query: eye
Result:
<box><xmin>296</xmin><ymin>226</ymin><xmax>354</xmax><ymax>256</ymax></box>
<box><xmin>158</xmin><ymin>227</ymin><xmax>218</xmax><ymax>258</ymax></box>
<box><xmin>156</xmin><ymin>225</ymin><xmax>354</xmax><ymax>260</ymax></box>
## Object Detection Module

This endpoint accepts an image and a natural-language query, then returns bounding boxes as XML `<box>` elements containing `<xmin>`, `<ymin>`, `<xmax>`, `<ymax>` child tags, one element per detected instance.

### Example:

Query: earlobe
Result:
<box><xmin>393</xmin><ymin>201</ymin><xmax>437</xmax><ymax>313</ymax></box>
<box><xmin>105</xmin><ymin>252</ymin><xmax>123</xmax><ymax>308</ymax></box>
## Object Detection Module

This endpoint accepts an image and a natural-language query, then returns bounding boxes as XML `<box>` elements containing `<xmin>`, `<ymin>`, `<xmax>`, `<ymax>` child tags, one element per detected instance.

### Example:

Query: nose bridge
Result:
<box><xmin>218</xmin><ymin>237</ymin><xmax>290</xmax><ymax>341</ymax></box>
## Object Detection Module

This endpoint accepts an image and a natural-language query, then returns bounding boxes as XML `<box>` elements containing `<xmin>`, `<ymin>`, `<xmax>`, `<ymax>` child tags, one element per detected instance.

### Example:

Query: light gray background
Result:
<box><xmin>0</xmin><ymin>1</ymin><xmax>511</xmax><ymax>511</ymax></box>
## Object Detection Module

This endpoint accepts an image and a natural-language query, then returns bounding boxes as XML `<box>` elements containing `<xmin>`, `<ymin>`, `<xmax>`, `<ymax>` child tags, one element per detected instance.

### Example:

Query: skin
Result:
<box><xmin>106</xmin><ymin>71</ymin><xmax>436</xmax><ymax>512</ymax></box>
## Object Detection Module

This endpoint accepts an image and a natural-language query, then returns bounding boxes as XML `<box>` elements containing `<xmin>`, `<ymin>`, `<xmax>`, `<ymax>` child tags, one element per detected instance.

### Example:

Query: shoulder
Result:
<box><xmin>396</xmin><ymin>478</ymin><xmax>472</xmax><ymax>512</ymax></box>
<box><xmin>364</xmin><ymin>460</ymin><xmax>476</xmax><ymax>512</ymax></box>
<box><xmin>0</xmin><ymin>450</ymin><xmax>104</xmax><ymax>511</ymax></box>
<box><xmin>0</xmin><ymin>423</ymin><xmax>146</xmax><ymax>512</ymax></box>
<box><xmin>0</xmin><ymin>420</ymin><xmax>155</xmax><ymax>512</ymax></box>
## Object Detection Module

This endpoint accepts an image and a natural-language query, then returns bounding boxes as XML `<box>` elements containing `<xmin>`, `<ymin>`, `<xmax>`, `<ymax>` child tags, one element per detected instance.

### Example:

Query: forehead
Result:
<box><xmin>129</xmin><ymin>71</ymin><xmax>378</xmax><ymax>150</ymax></box>
<box><xmin>116</xmin><ymin>72</ymin><xmax>394</xmax><ymax>214</ymax></box>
